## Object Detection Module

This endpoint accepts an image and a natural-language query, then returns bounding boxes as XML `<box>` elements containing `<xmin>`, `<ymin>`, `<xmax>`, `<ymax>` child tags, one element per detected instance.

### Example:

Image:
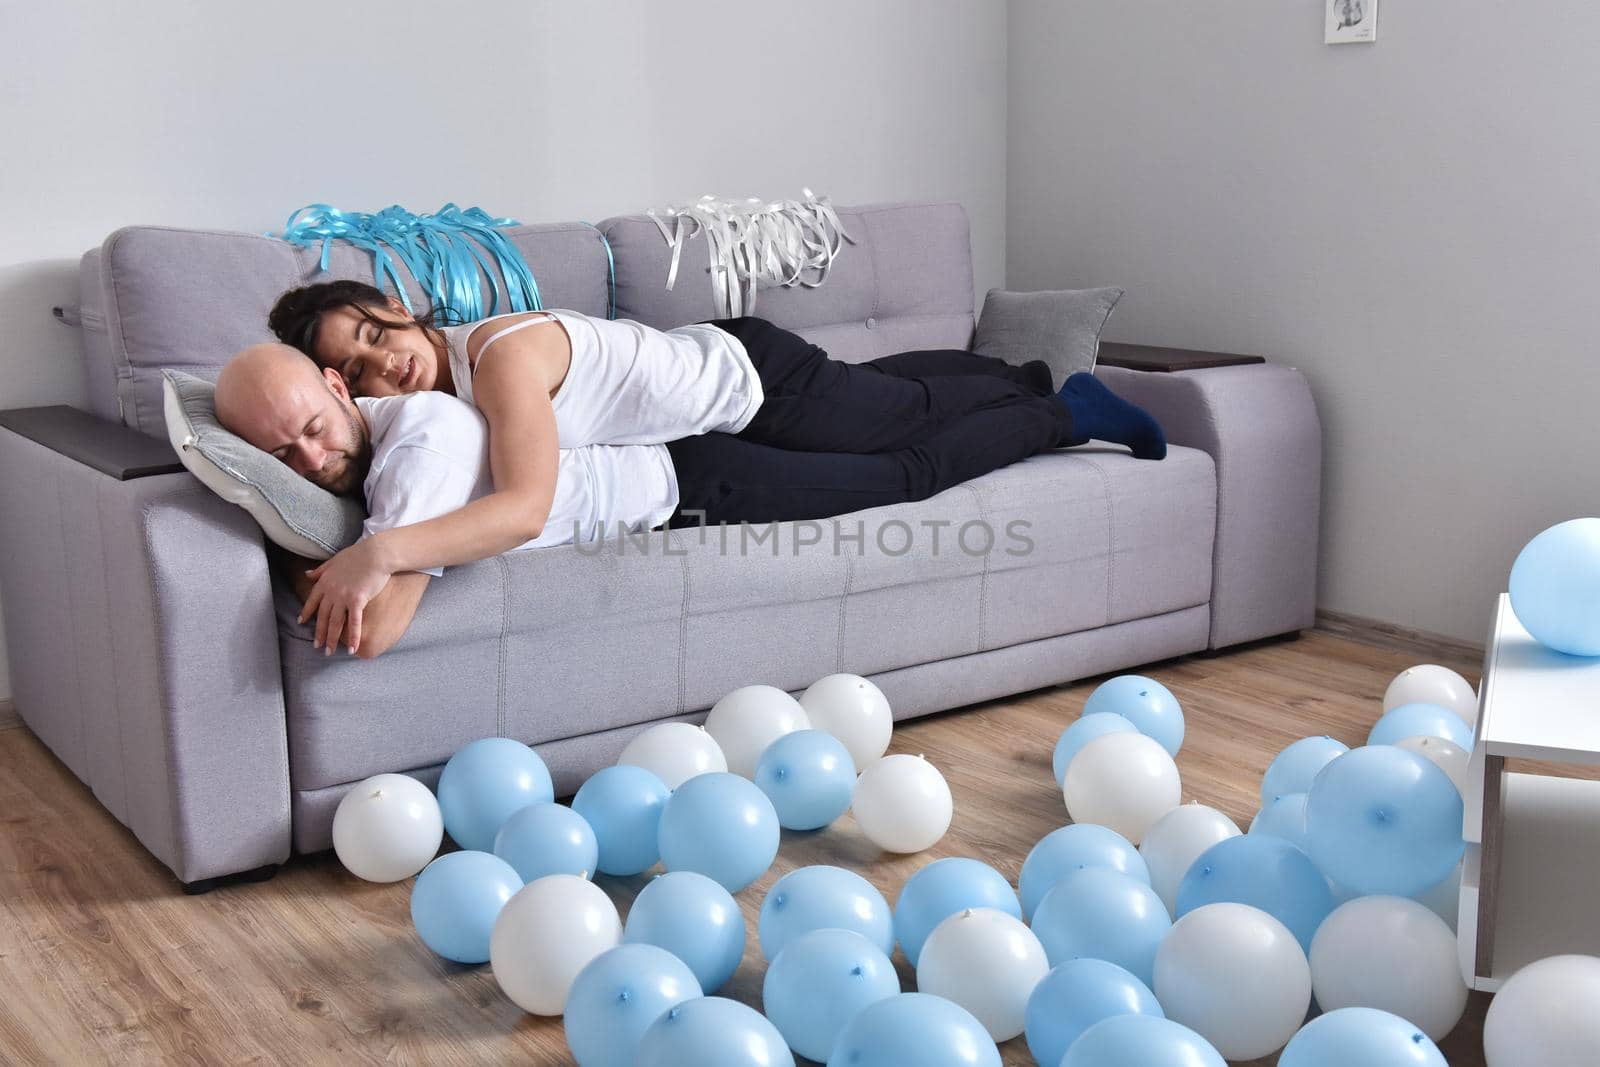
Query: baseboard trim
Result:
<box><xmin>0</xmin><ymin>698</ymin><xmax>18</xmax><ymax>731</ymax></box>
<box><xmin>1314</xmin><ymin>609</ymin><xmax>1485</xmax><ymax>671</ymax></box>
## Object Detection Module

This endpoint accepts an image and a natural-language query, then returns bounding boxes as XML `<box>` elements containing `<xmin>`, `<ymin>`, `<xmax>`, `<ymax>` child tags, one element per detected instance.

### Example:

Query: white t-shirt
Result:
<box><xmin>355</xmin><ymin>392</ymin><xmax>678</xmax><ymax>575</ymax></box>
<box><xmin>439</xmin><ymin>308</ymin><xmax>764</xmax><ymax>448</ymax></box>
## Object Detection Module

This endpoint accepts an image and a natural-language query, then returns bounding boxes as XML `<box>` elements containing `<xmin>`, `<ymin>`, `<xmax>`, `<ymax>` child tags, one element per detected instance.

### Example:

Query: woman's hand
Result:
<box><xmin>299</xmin><ymin>536</ymin><xmax>395</xmax><ymax>656</ymax></box>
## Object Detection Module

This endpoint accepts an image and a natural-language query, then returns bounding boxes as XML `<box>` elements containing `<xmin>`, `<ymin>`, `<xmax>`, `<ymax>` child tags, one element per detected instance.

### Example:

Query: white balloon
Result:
<box><xmin>1392</xmin><ymin>735</ymin><xmax>1470</xmax><ymax>797</ymax></box>
<box><xmin>1384</xmin><ymin>664</ymin><xmax>1478</xmax><ymax>727</ymax></box>
<box><xmin>1309</xmin><ymin>896</ymin><xmax>1468</xmax><ymax>1041</ymax></box>
<box><xmin>490</xmin><ymin>874</ymin><xmax>622</xmax><ymax>1015</ymax></box>
<box><xmin>916</xmin><ymin>907</ymin><xmax>1050</xmax><ymax>1041</ymax></box>
<box><xmin>851</xmin><ymin>754</ymin><xmax>953</xmax><ymax>853</ymax></box>
<box><xmin>331</xmin><ymin>773</ymin><xmax>443</xmax><ymax>882</ymax></box>
<box><xmin>799</xmin><ymin>673</ymin><xmax>893</xmax><ymax>769</ymax></box>
<box><xmin>1484</xmin><ymin>955</ymin><xmax>1600</xmax><ymax>1067</ymax></box>
<box><xmin>1153</xmin><ymin>902</ymin><xmax>1311</xmax><ymax>1061</ymax></box>
<box><xmin>618</xmin><ymin>722</ymin><xmax>727</xmax><ymax>790</ymax></box>
<box><xmin>1413</xmin><ymin>859</ymin><xmax>1463</xmax><ymax>933</ymax></box>
<box><xmin>1062</xmin><ymin>732</ymin><xmax>1182</xmax><ymax>844</ymax></box>
<box><xmin>703</xmin><ymin>685</ymin><xmax>810</xmax><ymax>778</ymax></box>
<box><xmin>1139</xmin><ymin>803</ymin><xmax>1242</xmax><ymax>914</ymax></box>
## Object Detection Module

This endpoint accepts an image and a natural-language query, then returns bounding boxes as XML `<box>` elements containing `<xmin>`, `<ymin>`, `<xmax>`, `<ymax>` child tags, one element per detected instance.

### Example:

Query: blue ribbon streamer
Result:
<box><xmin>579</xmin><ymin>220</ymin><xmax>617</xmax><ymax>320</ymax></box>
<box><xmin>270</xmin><ymin>203</ymin><xmax>543</xmax><ymax>323</ymax></box>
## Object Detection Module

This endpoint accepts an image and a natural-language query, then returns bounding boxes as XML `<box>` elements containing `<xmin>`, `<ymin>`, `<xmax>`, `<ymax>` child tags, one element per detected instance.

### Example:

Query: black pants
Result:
<box><xmin>664</xmin><ymin>316</ymin><xmax>1074</xmax><ymax>525</ymax></box>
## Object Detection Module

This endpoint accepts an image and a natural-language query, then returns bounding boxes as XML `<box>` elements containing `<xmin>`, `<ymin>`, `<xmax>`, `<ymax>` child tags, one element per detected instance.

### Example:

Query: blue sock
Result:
<box><xmin>1055</xmin><ymin>372</ymin><xmax>1167</xmax><ymax>460</ymax></box>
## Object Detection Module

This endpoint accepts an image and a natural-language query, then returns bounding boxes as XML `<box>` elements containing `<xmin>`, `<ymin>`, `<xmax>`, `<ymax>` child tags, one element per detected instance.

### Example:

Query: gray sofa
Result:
<box><xmin>0</xmin><ymin>200</ymin><xmax>1322</xmax><ymax>888</ymax></box>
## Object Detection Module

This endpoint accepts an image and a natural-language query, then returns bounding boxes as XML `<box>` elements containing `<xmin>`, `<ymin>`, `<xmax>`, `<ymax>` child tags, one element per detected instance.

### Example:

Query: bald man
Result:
<box><xmin>216</xmin><ymin>345</ymin><xmax>431</xmax><ymax>657</ymax></box>
<box><xmin>215</xmin><ymin>344</ymin><xmax>678</xmax><ymax>656</ymax></box>
<box><xmin>215</xmin><ymin>344</ymin><xmax>372</xmax><ymax>494</ymax></box>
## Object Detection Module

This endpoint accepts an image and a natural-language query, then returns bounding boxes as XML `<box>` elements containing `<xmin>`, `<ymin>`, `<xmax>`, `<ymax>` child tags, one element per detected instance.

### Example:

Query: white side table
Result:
<box><xmin>1460</xmin><ymin>593</ymin><xmax>1600</xmax><ymax>991</ymax></box>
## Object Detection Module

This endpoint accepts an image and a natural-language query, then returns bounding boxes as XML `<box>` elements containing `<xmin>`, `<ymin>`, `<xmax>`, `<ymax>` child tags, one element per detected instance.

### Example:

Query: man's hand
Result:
<box><xmin>282</xmin><ymin>551</ymin><xmax>319</xmax><ymax>605</ymax></box>
<box><xmin>353</xmin><ymin>572</ymin><xmax>430</xmax><ymax>659</ymax></box>
<box><xmin>300</xmin><ymin>537</ymin><xmax>396</xmax><ymax>656</ymax></box>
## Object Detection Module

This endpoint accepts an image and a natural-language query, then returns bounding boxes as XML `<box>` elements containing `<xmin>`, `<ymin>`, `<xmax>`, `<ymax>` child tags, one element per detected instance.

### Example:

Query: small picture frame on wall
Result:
<box><xmin>1326</xmin><ymin>0</ymin><xmax>1378</xmax><ymax>43</ymax></box>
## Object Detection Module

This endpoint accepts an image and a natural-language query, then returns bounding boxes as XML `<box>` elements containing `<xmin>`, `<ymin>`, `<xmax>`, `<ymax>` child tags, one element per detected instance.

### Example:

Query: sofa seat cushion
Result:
<box><xmin>280</xmin><ymin>444</ymin><xmax>1216</xmax><ymax>791</ymax></box>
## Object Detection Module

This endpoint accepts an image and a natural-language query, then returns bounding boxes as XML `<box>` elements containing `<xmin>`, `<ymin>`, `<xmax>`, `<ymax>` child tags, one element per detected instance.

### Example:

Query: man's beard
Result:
<box><xmin>314</xmin><ymin>404</ymin><xmax>373</xmax><ymax>496</ymax></box>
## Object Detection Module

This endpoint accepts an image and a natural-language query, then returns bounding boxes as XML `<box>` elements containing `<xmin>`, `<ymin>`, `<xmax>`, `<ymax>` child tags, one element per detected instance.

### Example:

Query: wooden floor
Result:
<box><xmin>0</xmin><ymin>630</ymin><xmax>1497</xmax><ymax>1066</ymax></box>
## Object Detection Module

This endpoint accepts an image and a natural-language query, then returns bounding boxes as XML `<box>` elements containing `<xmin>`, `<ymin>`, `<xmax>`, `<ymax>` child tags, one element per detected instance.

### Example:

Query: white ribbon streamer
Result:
<box><xmin>646</xmin><ymin>188</ymin><xmax>856</xmax><ymax>317</ymax></box>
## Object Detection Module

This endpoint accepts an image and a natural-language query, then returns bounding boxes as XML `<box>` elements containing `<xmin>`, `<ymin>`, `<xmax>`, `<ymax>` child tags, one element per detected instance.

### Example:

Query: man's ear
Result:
<box><xmin>322</xmin><ymin>365</ymin><xmax>352</xmax><ymax>402</ymax></box>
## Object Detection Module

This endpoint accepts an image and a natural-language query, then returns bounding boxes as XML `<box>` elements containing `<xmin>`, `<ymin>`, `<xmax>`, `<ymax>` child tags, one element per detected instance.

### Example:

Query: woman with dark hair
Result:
<box><xmin>267</xmin><ymin>281</ymin><xmax>1165</xmax><ymax>649</ymax></box>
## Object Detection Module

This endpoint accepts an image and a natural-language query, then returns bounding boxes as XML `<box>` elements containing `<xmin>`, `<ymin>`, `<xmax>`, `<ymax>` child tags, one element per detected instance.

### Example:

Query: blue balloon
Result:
<box><xmin>763</xmin><ymin>928</ymin><xmax>899</xmax><ymax>1062</ymax></box>
<box><xmin>1052</xmin><ymin>713</ymin><xmax>1139</xmax><ymax>786</ymax></box>
<box><xmin>1279</xmin><ymin>1006</ymin><xmax>1448</xmax><ymax>1067</ymax></box>
<box><xmin>1019</xmin><ymin>824</ymin><xmax>1150</xmax><ymax>920</ymax></box>
<box><xmin>826</xmin><ymin>992</ymin><xmax>1001</xmax><ymax>1067</ymax></box>
<box><xmin>564</xmin><ymin>944</ymin><xmax>701</xmax><ymax>1067</ymax></box>
<box><xmin>1030</xmin><ymin>868</ymin><xmax>1171</xmax><ymax>986</ymax></box>
<box><xmin>409</xmin><ymin>850</ymin><xmax>522</xmax><ymax>963</ymax></box>
<box><xmin>1262</xmin><ymin>736</ymin><xmax>1349</xmax><ymax>805</ymax></box>
<box><xmin>636</xmin><ymin>996</ymin><xmax>794</xmax><ymax>1067</ymax></box>
<box><xmin>1306</xmin><ymin>745</ymin><xmax>1466</xmax><ymax>897</ymax></box>
<box><xmin>894</xmin><ymin>857</ymin><xmax>1021</xmax><ymax>967</ymax></box>
<box><xmin>1061</xmin><ymin>1015</ymin><xmax>1226</xmax><ymax>1067</ymax></box>
<box><xmin>753</xmin><ymin>730</ymin><xmax>857</xmax><ymax>831</ymax></box>
<box><xmin>1176</xmin><ymin>833</ymin><xmax>1334</xmax><ymax>953</ymax></box>
<box><xmin>493</xmin><ymin>802</ymin><xmax>598</xmax><ymax>883</ymax></box>
<box><xmin>572</xmin><ymin>764</ymin><xmax>670</xmax><ymax>876</ymax></box>
<box><xmin>656</xmin><ymin>772</ymin><xmax>780</xmax><ymax>892</ymax></box>
<box><xmin>1368</xmin><ymin>703</ymin><xmax>1473</xmax><ymax>750</ymax></box>
<box><xmin>1509</xmin><ymin>517</ymin><xmax>1600</xmax><ymax>656</ymax></box>
<box><xmin>759</xmin><ymin>865</ymin><xmax>894</xmax><ymax>961</ymax></box>
<box><xmin>1082</xmin><ymin>675</ymin><xmax>1185</xmax><ymax>756</ymax></box>
<box><xmin>625</xmin><ymin>870</ymin><xmax>747</xmax><ymax>993</ymax></box>
<box><xmin>1249</xmin><ymin>792</ymin><xmax>1312</xmax><ymax>854</ymax></box>
<box><xmin>1024</xmin><ymin>958</ymin><xmax>1163</xmax><ymax>1067</ymax></box>
<box><xmin>436</xmin><ymin>738</ymin><xmax>553</xmax><ymax>851</ymax></box>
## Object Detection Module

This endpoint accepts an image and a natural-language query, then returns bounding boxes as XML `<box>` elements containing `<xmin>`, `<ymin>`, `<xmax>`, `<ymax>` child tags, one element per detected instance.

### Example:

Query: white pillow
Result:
<box><xmin>162</xmin><ymin>370</ymin><xmax>365</xmax><ymax>559</ymax></box>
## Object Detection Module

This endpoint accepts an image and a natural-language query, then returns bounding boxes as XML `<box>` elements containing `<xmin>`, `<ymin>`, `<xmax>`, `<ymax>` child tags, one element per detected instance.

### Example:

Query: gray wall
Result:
<box><xmin>1009</xmin><ymin>0</ymin><xmax>1599</xmax><ymax>645</ymax></box>
<box><xmin>0</xmin><ymin>0</ymin><xmax>1008</xmax><ymax>701</ymax></box>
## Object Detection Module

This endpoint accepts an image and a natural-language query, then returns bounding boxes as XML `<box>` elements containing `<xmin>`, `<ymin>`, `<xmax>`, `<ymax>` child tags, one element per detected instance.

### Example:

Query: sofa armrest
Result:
<box><xmin>0</xmin><ymin>404</ymin><xmax>185</xmax><ymax>480</ymax></box>
<box><xmin>1093</xmin><ymin>362</ymin><xmax>1322</xmax><ymax>648</ymax></box>
<box><xmin>0</xmin><ymin>415</ymin><xmax>290</xmax><ymax>885</ymax></box>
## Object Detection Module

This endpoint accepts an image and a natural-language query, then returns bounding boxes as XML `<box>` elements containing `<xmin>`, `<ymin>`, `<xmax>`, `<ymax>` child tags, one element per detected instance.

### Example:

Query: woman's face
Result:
<box><xmin>312</xmin><ymin>299</ymin><xmax>444</xmax><ymax>398</ymax></box>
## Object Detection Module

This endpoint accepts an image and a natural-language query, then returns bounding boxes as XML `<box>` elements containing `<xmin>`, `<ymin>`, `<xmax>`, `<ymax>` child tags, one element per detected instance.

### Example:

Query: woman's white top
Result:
<box><xmin>356</xmin><ymin>392</ymin><xmax>677</xmax><ymax>570</ymax></box>
<box><xmin>440</xmin><ymin>308</ymin><xmax>764</xmax><ymax>448</ymax></box>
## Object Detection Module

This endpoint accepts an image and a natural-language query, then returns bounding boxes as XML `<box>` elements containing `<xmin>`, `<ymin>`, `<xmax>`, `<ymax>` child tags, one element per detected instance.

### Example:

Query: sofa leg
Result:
<box><xmin>181</xmin><ymin>862</ymin><xmax>282</xmax><ymax>896</ymax></box>
<box><xmin>1199</xmin><ymin>629</ymin><xmax>1303</xmax><ymax>657</ymax></box>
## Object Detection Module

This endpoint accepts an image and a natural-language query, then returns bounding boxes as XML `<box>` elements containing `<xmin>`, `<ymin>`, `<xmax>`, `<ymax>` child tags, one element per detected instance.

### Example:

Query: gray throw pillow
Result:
<box><xmin>161</xmin><ymin>369</ymin><xmax>366</xmax><ymax>559</ymax></box>
<box><xmin>971</xmin><ymin>286</ymin><xmax>1125</xmax><ymax>391</ymax></box>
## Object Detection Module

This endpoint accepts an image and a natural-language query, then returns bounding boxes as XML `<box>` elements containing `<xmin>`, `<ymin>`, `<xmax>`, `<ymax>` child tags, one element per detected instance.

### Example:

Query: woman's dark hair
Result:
<box><xmin>268</xmin><ymin>280</ymin><xmax>463</xmax><ymax>365</ymax></box>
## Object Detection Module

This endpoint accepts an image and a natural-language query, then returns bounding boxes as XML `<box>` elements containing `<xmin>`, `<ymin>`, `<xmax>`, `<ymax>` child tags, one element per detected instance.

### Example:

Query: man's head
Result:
<box><xmin>214</xmin><ymin>343</ymin><xmax>372</xmax><ymax>495</ymax></box>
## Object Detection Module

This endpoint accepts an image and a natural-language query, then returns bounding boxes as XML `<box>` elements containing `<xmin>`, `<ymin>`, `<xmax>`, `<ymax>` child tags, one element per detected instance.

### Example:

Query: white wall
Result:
<box><xmin>0</xmin><ymin>0</ymin><xmax>1008</xmax><ymax>701</ymax></box>
<box><xmin>1009</xmin><ymin>0</ymin><xmax>1600</xmax><ymax>644</ymax></box>
<box><xmin>18</xmin><ymin>0</ymin><xmax>1576</xmax><ymax>698</ymax></box>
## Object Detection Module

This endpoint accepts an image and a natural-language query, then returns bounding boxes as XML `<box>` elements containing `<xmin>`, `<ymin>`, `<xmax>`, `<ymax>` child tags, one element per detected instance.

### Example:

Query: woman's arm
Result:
<box><xmin>365</xmin><ymin>353</ymin><xmax>561</xmax><ymax>573</ymax></box>
<box><xmin>278</xmin><ymin>548</ymin><xmax>432</xmax><ymax>659</ymax></box>
<box><xmin>302</xmin><ymin>330</ymin><xmax>562</xmax><ymax>655</ymax></box>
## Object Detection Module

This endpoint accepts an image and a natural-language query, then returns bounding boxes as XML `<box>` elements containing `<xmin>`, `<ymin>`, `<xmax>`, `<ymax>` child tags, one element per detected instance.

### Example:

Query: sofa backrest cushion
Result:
<box><xmin>79</xmin><ymin>223</ymin><xmax>613</xmax><ymax>437</ymax></box>
<box><xmin>77</xmin><ymin>200</ymin><xmax>976</xmax><ymax>438</ymax></box>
